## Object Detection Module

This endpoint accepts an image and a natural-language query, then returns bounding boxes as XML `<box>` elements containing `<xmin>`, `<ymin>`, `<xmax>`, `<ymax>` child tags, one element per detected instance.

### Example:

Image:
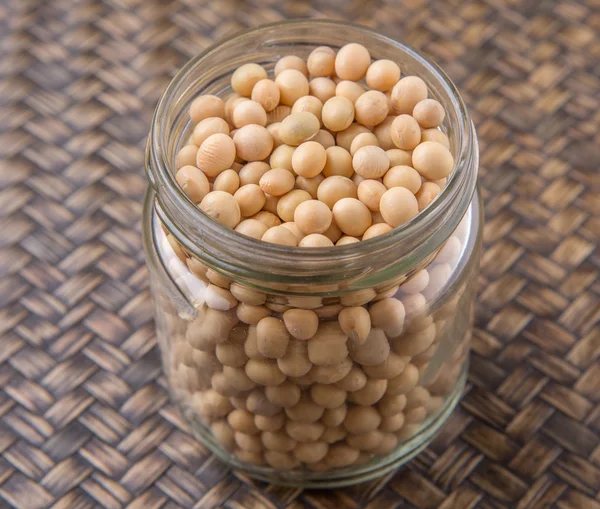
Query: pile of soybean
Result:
<box><xmin>175</xmin><ymin>43</ymin><xmax>453</xmax><ymax>248</ymax></box>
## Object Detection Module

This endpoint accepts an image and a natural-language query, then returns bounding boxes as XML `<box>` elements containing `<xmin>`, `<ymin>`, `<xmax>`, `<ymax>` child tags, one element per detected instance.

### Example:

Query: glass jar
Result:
<box><xmin>143</xmin><ymin>20</ymin><xmax>481</xmax><ymax>488</ymax></box>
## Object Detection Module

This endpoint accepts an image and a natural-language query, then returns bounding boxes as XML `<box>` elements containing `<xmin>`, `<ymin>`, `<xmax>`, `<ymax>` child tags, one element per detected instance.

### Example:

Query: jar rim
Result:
<box><xmin>148</xmin><ymin>19</ymin><xmax>478</xmax><ymax>285</ymax></box>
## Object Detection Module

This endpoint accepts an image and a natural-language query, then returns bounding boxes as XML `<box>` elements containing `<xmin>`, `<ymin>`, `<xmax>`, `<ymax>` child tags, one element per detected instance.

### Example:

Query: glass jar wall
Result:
<box><xmin>143</xmin><ymin>20</ymin><xmax>481</xmax><ymax>487</ymax></box>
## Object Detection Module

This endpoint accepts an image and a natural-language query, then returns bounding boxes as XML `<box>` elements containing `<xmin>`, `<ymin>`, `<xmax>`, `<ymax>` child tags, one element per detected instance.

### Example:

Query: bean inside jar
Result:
<box><xmin>162</xmin><ymin>39</ymin><xmax>473</xmax><ymax>477</ymax></box>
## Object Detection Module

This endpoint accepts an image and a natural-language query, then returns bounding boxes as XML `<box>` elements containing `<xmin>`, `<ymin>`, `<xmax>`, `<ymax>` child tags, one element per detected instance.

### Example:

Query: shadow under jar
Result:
<box><xmin>143</xmin><ymin>20</ymin><xmax>481</xmax><ymax>488</ymax></box>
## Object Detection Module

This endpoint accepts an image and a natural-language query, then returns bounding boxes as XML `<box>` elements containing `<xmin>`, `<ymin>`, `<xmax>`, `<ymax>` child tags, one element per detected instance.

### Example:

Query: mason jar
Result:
<box><xmin>142</xmin><ymin>20</ymin><xmax>481</xmax><ymax>488</ymax></box>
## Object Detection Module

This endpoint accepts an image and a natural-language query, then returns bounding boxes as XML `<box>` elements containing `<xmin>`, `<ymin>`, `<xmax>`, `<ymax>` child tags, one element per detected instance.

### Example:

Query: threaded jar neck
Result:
<box><xmin>146</xmin><ymin>20</ymin><xmax>478</xmax><ymax>292</ymax></box>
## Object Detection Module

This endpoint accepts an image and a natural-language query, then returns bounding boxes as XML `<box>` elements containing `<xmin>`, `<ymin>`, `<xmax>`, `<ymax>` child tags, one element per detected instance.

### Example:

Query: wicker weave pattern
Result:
<box><xmin>1</xmin><ymin>0</ymin><xmax>599</xmax><ymax>507</ymax></box>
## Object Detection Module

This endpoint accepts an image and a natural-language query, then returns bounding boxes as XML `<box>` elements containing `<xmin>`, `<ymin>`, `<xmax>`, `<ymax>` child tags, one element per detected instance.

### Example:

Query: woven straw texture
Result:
<box><xmin>1</xmin><ymin>0</ymin><xmax>599</xmax><ymax>507</ymax></box>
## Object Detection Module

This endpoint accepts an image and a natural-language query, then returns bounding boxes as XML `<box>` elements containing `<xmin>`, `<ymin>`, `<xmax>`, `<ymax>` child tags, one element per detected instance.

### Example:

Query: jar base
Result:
<box><xmin>175</xmin><ymin>363</ymin><xmax>467</xmax><ymax>488</ymax></box>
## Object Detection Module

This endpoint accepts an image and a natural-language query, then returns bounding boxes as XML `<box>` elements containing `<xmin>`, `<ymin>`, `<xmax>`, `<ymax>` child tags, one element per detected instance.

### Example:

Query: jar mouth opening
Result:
<box><xmin>149</xmin><ymin>19</ymin><xmax>478</xmax><ymax>281</ymax></box>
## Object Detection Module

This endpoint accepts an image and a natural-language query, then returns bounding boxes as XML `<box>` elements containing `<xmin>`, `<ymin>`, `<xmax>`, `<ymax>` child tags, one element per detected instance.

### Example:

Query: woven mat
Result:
<box><xmin>1</xmin><ymin>0</ymin><xmax>599</xmax><ymax>507</ymax></box>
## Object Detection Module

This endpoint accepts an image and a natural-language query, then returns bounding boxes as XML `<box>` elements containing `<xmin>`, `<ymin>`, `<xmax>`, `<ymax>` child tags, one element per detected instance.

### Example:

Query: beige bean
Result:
<box><xmin>307</xmin><ymin>322</ymin><xmax>349</xmax><ymax>366</ymax></box>
<box><xmin>400</xmin><ymin>270</ymin><xmax>430</xmax><ymax>294</ymax></box>
<box><xmin>233</xmin><ymin>124</ymin><xmax>273</xmax><ymax>161</ymax></box>
<box><xmin>277</xmin><ymin>189</ymin><xmax>312</xmax><ymax>222</ymax></box>
<box><xmin>251</xmin><ymin>79</ymin><xmax>280</xmax><ymax>112</ymax></box>
<box><xmin>279</xmin><ymin>222</ymin><xmax>305</xmax><ymax>244</ymax></box>
<box><xmin>366</xmin><ymin>59</ymin><xmax>401</xmax><ymax>92</ymax></box>
<box><xmin>310</xmin><ymin>357</ymin><xmax>353</xmax><ymax>384</ymax></box>
<box><xmin>362</xmin><ymin>223</ymin><xmax>393</xmax><ymax>240</ymax></box>
<box><xmin>292</xmin><ymin>95</ymin><xmax>323</xmax><ymax>122</ymax></box>
<box><xmin>176</xmin><ymin>165</ymin><xmax>210</xmax><ymax>203</ymax></box>
<box><xmin>247</xmin><ymin>389</ymin><xmax>282</xmax><ymax>416</ymax></box>
<box><xmin>186</xmin><ymin>307</ymin><xmax>238</xmax><ymax>351</ymax></box>
<box><xmin>279</xmin><ymin>112</ymin><xmax>320</xmax><ymax>146</ymax></box>
<box><xmin>274</xmin><ymin>55</ymin><xmax>308</xmax><ymax>77</ymax></box>
<box><xmin>336</xmin><ymin>236</ymin><xmax>361</xmax><ymax>246</ymax></box>
<box><xmin>229</xmin><ymin>283</ymin><xmax>266</xmax><ymax>306</ymax></box>
<box><xmin>323</xmin><ymin>146</ymin><xmax>353</xmax><ymax>178</ymax></box>
<box><xmin>310</xmin><ymin>384</ymin><xmax>346</xmax><ymax>409</ymax></box>
<box><xmin>231</xmin><ymin>63</ymin><xmax>267</xmax><ymax>97</ymax></box>
<box><xmin>294</xmin><ymin>199</ymin><xmax>332</xmax><ymax>234</ymax></box>
<box><xmin>222</xmin><ymin>365</ymin><xmax>256</xmax><ymax>392</ymax></box>
<box><xmin>347</xmin><ymin>430</ymin><xmax>384</xmax><ymax>451</ymax></box>
<box><xmin>380</xmin><ymin>187</ymin><xmax>419</xmax><ymax>228</ymax></box>
<box><xmin>211</xmin><ymin>420</ymin><xmax>235</xmax><ymax>451</ymax></box>
<box><xmin>336</xmin><ymin>123</ymin><xmax>371</xmax><ymax>151</ymax></box>
<box><xmin>415</xmin><ymin>181</ymin><xmax>441</xmax><ymax>211</ymax></box>
<box><xmin>383</xmin><ymin>165</ymin><xmax>421</xmax><ymax>194</ymax></box>
<box><xmin>335</xmin><ymin>365</ymin><xmax>367</xmax><ymax>392</ymax></box>
<box><xmin>317</xmin><ymin>176</ymin><xmax>358</xmax><ymax>209</ymax></box>
<box><xmin>295</xmin><ymin>441</ymin><xmax>329</xmax><ymax>463</ymax></box>
<box><xmin>199</xmin><ymin>190</ymin><xmax>241</xmax><ymax>229</ymax></box>
<box><xmin>322</xmin><ymin>96</ymin><xmax>355</xmax><ymax>132</ymax></box>
<box><xmin>421</xmin><ymin>128</ymin><xmax>450</xmax><ymax>148</ymax></box>
<box><xmin>196</xmin><ymin>133</ymin><xmax>236</xmax><ymax>178</ymax></box>
<box><xmin>261</xmin><ymin>225</ymin><xmax>298</xmax><ymax>246</ymax></box>
<box><xmin>357</xmin><ymin>179</ymin><xmax>387</xmax><ymax>212</ymax></box>
<box><xmin>213</xmin><ymin>169</ymin><xmax>240</xmax><ymax>195</ymax></box>
<box><xmin>256</xmin><ymin>317</ymin><xmax>290</xmax><ymax>359</ymax></box>
<box><xmin>267</xmin><ymin>122</ymin><xmax>284</xmax><ymax>148</ymax></box>
<box><xmin>372</xmin><ymin>433</ymin><xmax>398</xmax><ymax>455</ymax></box>
<box><xmin>412</xmin><ymin>141</ymin><xmax>454</xmax><ymax>180</ymax></box>
<box><xmin>267</xmin><ymin>105</ymin><xmax>292</xmax><ymax>124</ymax></box>
<box><xmin>347</xmin><ymin>377</ymin><xmax>387</xmax><ymax>405</ymax></box>
<box><xmin>194</xmin><ymin>389</ymin><xmax>233</xmax><ymax>421</ymax></box>
<box><xmin>386</xmin><ymin>148</ymin><xmax>413</xmax><ymax>167</ymax></box>
<box><xmin>205</xmin><ymin>284</ymin><xmax>238</xmax><ymax>311</ymax></box>
<box><xmin>245</xmin><ymin>359</ymin><xmax>286</xmax><ymax>386</ymax></box>
<box><xmin>307</xmin><ymin>46</ymin><xmax>336</xmax><ymax>77</ymax></box>
<box><xmin>386</xmin><ymin>364</ymin><xmax>420</xmax><ymax>395</ymax></box>
<box><xmin>369</xmin><ymin>298</ymin><xmax>405</xmax><ymax>337</ymax></box>
<box><xmin>255</xmin><ymin>412</ymin><xmax>286</xmax><ymax>431</ymax></box>
<box><xmin>338</xmin><ymin>307</ymin><xmax>371</xmax><ymax>345</ymax></box>
<box><xmin>373</xmin><ymin>116</ymin><xmax>396</xmax><ymax>150</ymax></box>
<box><xmin>340</xmin><ymin>288</ymin><xmax>377</xmax><ymax>307</ymax></box>
<box><xmin>349</xmin><ymin>328</ymin><xmax>390</xmax><ymax>366</ymax></box>
<box><xmin>277</xmin><ymin>339</ymin><xmax>312</xmax><ymax>377</ymax></box>
<box><xmin>335</xmin><ymin>43</ymin><xmax>370</xmax><ymax>81</ymax></box>
<box><xmin>413</xmin><ymin>99</ymin><xmax>445</xmax><ymax>128</ymax></box>
<box><xmin>262</xmin><ymin>430</ymin><xmax>297</xmax><ymax>452</ymax></box>
<box><xmin>314</xmin><ymin>303</ymin><xmax>344</xmax><ymax>319</ymax></box>
<box><xmin>190</xmin><ymin>94</ymin><xmax>225</xmax><ymax>123</ymax></box>
<box><xmin>193</xmin><ymin>117</ymin><xmax>230</xmax><ymax>147</ymax></box>
<box><xmin>265</xmin><ymin>381</ymin><xmax>301</xmax><ymax>408</ymax></box>
<box><xmin>276</xmin><ymin>69</ymin><xmax>310</xmax><ymax>106</ymax></box>
<box><xmin>400</xmin><ymin>293</ymin><xmax>428</xmax><ymax>320</ymax></box>
<box><xmin>236</xmin><ymin>303</ymin><xmax>271</xmax><ymax>325</ymax></box>
<box><xmin>264</xmin><ymin>450</ymin><xmax>299</xmax><ymax>470</ymax></box>
<box><xmin>332</xmin><ymin>197</ymin><xmax>372</xmax><ymax>236</ymax></box>
<box><xmin>285</xmin><ymin>395</ymin><xmax>325</xmax><ymax>422</ymax></box>
<box><xmin>336</xmin><ymin>80</ymin><xmax>365</xmax><ymax>104</ymax></box>
<box><xmin>352</xmin><ymin>145</ymin><xmax>389</xmax><ymax>179</ymax></box>
<box><xmin>350</xmin><ymin>132</ymin><xmax>380</xmax><ymax>157</ymax></box>
<box><xmin>390</xmin><ymin>76</ymin><xmax>428</xmax><ymax>115</ymax></box>
<box><xmin>322</xmin><ymin>221</ymin><xmax>342</xmax><ymax>243</ymax></box>
<box><xmin>391</xmin><ymin>324</ymin><xmax>436</xmax><ymax>356</ymax></box>
<box><xmin>379</xmin><ymin>412</ymin><xmax>405</xmax><ymax>432</ymax></box>
<box><xmin>283</xmin><ymin>308</ymin><xmax>319</xmax><ymax>340</ymax></box>
<box><xmin>344</xmin><ymin>405</ymin><xmax>381</xmax><ymax>434</ymax></box>
<box><xmin>228</xmin><ymin>409</ymin><xmax>260</xmax><ymax>434</ymax></box>
<box><xmin>286</xmin><ymin>420</ymin><xmax>325</xmax><ymax>442</ymax></box>
<box><xmin>378</xmin><ymin>393</ymin><xmax>407</xmax><ymax>417</ymax></box>
<box><xmin>295</xmin><ymin>174</ymin><xmax>325</xmax><ymax>199</ymax></box>
<box><xmin>404</xmin><ymin>406</ymin><xmax>427</xmax><ymax>424</ymax></box>
<box><xmin>321</xmin><ymin>404</ymin><xmax>347</xmax><ymax>427</ymax></box>
<box><xmin>390</xmin><ymin>114</ymin><xmax>421</xmax><ymax>151</ymax></box>
<box><xmin>216</xmin><ymin>339</ymin><xmax>247</xmax><ymax>368</ymax></box>
<box><xmin>235</xmin><ymin>431</ymin><xmax>263</xmax><ymax>453</ymax></box>
<box><xmin>326</xmin><ymin>444</ymin><xmax>360</xmax><ymax>468</ymax></box>
<box><xmin>309</xmin><ymin>77</ymin><xmax>337</xmax><ymax>103</ymax></box>
<box><xmin>205</xmin><ymin>268</ymin><xmax>232</xmax><ymax>288</ymax></box>
<box><xmin>239</xmin><ymin>161</ymin><xmax>271</xmax><ymax>186</ymax></box>
<box><xmin>354</xmin><ymin>90</ymin><xmax>389</xmax><ymax>127</ymax></box>
<box><xmin>312</xmin><ymin>129</ymin><xmax>336</xmax><ymax>149</ymax></box>
<box><xmin>321</xmin><ymin>426</ymin><xmax>348</xmax><ymax>444</ymax></box>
